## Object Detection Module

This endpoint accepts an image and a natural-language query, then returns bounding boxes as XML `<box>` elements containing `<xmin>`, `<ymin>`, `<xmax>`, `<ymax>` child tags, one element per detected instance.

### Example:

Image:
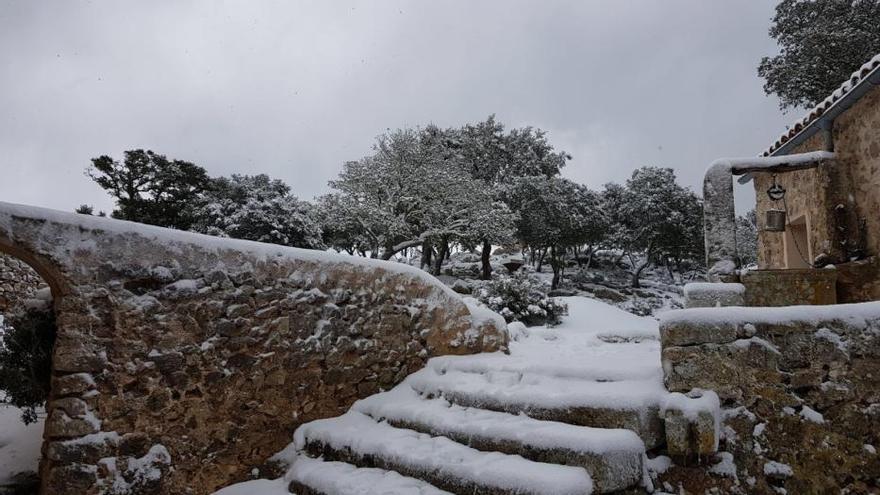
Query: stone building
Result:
<box><xmin>702</xmin><ymin>53</ymin><xmax>880</xmax><ymax>306</ymax></box>
<box><xmin>659</xmin><ymin>53</ymin><xmax>880</xmax><ymax>492</ymax></box>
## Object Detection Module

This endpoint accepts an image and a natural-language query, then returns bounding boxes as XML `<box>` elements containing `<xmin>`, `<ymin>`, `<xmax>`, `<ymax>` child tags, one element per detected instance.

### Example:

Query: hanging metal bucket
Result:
<box><xmin>765</xmin><ymin>209</ymin><xmax>786</xmax><ymax>232</ymax></box>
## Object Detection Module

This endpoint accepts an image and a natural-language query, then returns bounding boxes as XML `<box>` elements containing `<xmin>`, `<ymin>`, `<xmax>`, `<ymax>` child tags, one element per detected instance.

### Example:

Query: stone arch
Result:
<box><xmin>0</xmin><ymin>239</ymin><xmax>67</xmax><ymax>304</ymax></box>
<box><xmin>0</xmin><ymin>202</ymin><xmax>507</xmax><ymax>494</ymax></box>
<box><xmin>0</xmin><ymin>228</ymin><xmax>68</xmax><ymax>492</ymax></box>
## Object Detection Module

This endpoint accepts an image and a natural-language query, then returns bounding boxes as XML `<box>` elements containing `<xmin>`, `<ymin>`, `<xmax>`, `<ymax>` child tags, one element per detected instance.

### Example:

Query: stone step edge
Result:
<box><xmin>419</xmin><ymin>387</ymin><xmax>665</xmax><ymax>450</ymax></box>
<box><xmin>294</xmin><ymin>412</ymin><xmax>594</xmax><ymax>495</ymax></box>
<box><xmin>352</xmin><ymin>388</ymin><xmax>644</xmax><ymax>493</ymax></box>
<box><xmin>286</xmin><ymin>455</ymin><xmax>453</xmax><ymax>495</ymax></box>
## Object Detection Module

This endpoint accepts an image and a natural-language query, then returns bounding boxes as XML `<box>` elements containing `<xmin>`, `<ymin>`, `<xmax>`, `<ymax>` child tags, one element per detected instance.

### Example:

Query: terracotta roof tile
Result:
<box><xmin>762</xmin><ymin>53</ymin><xmax>880</xmax><ymax>156</ymax></box>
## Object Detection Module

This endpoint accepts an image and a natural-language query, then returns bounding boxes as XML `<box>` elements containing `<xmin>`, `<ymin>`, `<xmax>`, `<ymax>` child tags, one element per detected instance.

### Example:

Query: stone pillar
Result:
<box><xmin>703</xmin><ymin>162</ymin><xmax>738</xmax><ymax>281</ymax></box>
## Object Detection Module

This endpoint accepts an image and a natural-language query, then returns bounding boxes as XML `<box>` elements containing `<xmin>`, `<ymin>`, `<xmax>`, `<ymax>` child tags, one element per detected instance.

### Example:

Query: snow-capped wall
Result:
<box><xmin>660</xmin><ymin>303</ymin><xmax>880</xmax><ymax>492</ymax></box>
<box><xmin>0</xmin><ymin>202</ymin><xmax>507</xmax><ymax>495</ymax></box>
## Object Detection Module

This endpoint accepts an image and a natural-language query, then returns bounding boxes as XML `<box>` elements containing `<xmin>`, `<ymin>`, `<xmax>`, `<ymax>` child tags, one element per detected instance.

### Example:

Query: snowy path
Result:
<box><xmin>216</xmin><ymin>295</ymin><xmax>666</xmax><ymax>495</ymax></box>
<box><xmin>0</xmin><ymin>401</ymin><xmax>44</xmax><ymax>487</ymax></box>
<box><xmin>430</xmin><ymin>296</ymin><xmax>661</xmax><ymax>382</ymax></box>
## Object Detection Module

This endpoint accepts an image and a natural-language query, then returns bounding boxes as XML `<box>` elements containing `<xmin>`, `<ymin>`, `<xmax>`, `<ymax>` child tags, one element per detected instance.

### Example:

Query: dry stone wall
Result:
<box><xmin>0</xmin><ymin>252</ymin><xmax>47</xmax><ymax>313</ymax></box>
<box><xmin>660</xmin><ymin>304</ymin><xmax>880</xmax><ymax>493</ymax></box>
<box><xmin>0</xmin><ymin>202</ymin><xmax>507</xmax><ymax>495</ymax></box>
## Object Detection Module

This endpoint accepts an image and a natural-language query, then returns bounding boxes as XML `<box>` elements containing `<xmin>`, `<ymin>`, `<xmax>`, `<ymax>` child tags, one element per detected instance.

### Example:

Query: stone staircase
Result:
<box><xmin>217</xmin><ymin>299</ymin><xmax>723</xmax><ymax>495</ymax></box>
<box><xmin>277</xmin><ymin>360</ymin><xmax>666</xmax><ymax>494</ymax></box>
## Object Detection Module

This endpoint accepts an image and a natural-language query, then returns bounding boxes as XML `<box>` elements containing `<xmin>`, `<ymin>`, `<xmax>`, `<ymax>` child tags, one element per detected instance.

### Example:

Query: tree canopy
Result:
<box><xmin>88</xmin><ymin>149</ymin><xmax>210</xmax><ymax>230</ymax></box>
<box><xmin>758</xmin><ymin>0</ymin><xmax>880</xmax><ymax>110</ymax></box>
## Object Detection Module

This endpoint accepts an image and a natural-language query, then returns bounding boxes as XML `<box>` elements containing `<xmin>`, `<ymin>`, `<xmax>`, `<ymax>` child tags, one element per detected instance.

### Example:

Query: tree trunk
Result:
<box><xmin>585</xmin><ymin>245</ymin><xmax>594</xmax><ymax>270</ymax></box>
<box><xmin>665</xmin><ymin>258</ymin><xmax>676</xmax><ymax>283</ymax></box>
<box><xmin>481</xmin><ymin>239</ymin><xmax>492</xmax><ymax>280</ymax></box>
<box><xmin>421</xmin><ymin>241</ymin><xmax>433</xmax><ymax>270</ymax></box>
<box><xmin>536</xmin><ymin>249</ymin><xmax>547</xmax><ymax>273</ymax></box>
<box><xmin>550</xmin><ymin>246</ymin><xmax>561</xmax><ymax>290</ymax></box>
<box><xmin>631</xmin><ymin>259</ymin><xmax>650</xmax><ymax>288</ymax></box>
<box><xmin>433</xmin><ymin>238</ymin><xmax>449</xmax><ymax>276</ymax></box>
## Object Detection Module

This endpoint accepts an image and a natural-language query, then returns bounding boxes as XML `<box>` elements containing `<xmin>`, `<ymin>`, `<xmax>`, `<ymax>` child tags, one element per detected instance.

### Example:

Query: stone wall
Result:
<box><xmin>740</xmin><ymin>268</ymin><xmax>837</xmax><ymax>306</ymax></box>
<box><xmin>754</xmin><ymin>83</ymin><xmax>880</xmax><ymax>302</ymax></box>
<box><xmin>0</xmin><ymin>202</ymin><xmax>507</xmax><ymax>495</ymax></box>
<box><xmin>660</xmin><ymin>304</ymin><xmax>880</xmax><ymax>493</ymax></box>
<box><xmin>0</xmin><ymin>252</ymin><xmax>47</xmax><ymax>313</ymax></box>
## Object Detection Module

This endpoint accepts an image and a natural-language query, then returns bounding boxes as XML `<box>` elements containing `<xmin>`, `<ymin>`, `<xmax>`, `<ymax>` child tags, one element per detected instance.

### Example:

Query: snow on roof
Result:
<box><xmin>763</xmin><ymin>52</ymin><xmax>880</xmax><ymax>157</ymax></box>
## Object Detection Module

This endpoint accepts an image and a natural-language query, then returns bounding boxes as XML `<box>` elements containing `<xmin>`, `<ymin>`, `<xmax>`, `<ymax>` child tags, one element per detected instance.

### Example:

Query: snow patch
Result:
<box><xmin>799</xmin><ymin>406</ymin><xmax>824</xmax><ymax>424</ymax></box>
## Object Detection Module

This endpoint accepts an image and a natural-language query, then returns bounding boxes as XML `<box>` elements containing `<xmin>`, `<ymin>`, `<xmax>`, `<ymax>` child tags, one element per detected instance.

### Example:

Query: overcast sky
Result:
<box><xmin>1</xmin><ymin>0</ymin><xmax>795</xmax><ymax>215</ymax></box>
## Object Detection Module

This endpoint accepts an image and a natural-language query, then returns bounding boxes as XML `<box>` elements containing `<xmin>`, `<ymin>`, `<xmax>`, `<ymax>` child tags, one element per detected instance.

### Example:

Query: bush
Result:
<box><xmin>0</xmin><ymin>308</ymin><xmax>56</xmax><ymax>424</ymax></box>
<box><xmin>476</xmin><ymin>271</ymin><xmax>568</xmax><ymax>327</ymax></box>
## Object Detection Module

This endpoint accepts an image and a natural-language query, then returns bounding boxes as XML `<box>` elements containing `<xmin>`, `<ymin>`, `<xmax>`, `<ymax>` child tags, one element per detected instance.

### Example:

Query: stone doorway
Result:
<box><xmin>784</xmin><ymin>213</ymin><xmax>812</xmax><ymax>269</ymax></box>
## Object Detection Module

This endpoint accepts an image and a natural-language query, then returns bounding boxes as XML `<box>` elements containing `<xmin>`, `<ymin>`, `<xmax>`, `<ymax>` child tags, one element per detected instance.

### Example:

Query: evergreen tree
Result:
<box><xmin>192</xmin><ymin>174</ymin><xmax>324</xmax><ymax>249</ymax></box>
<box><xmin>737</xmin><ymin>210</ymin><xmax>759</xmax><ymax>267</ymax></box>
<box><xmin>604</xmin><ymin>167</ymin><xmax>703</xmax><ymax>287</ymax></box>
<box><xmin>447</xmin><ymin>115</ymin><xmax>570</xmax><ymax>278</ymax></box>
<box><xmin>325</xmin><ymin>127</ymin><xmax>515</xmax><ymax>266</ymax></box>
<box><xmin>758</xmin><ymin>0</ymin><xmax>880</xmax><ymax>110</ymax></box>
<box><xmin>507</xmin><ymin>177</ymin><xmax>607</xmax><ymax>289</ymax></box>
<box><xmin>0</xmin><ymin>308</ymin><xmax>56</xmax><ymax>425</ymax></box>
<box><xmin>87</xmin><ymin>149</ymin><xmax>210</xmax><ymax>229</ymax></box>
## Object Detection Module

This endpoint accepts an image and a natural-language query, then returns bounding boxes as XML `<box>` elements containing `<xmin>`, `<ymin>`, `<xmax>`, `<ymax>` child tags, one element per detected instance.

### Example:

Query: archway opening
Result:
<box><xmin>0</xmin><ymin>250</ymin><xmax>56</xmax><ymax>494</ymax></box>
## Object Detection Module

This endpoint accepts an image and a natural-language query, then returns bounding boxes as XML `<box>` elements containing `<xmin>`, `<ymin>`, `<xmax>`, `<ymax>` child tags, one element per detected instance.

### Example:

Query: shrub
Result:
<box><xmin>0</xmin><ymin>308</ymin><xmax>56</xmax><ymax>424</ymax></box>
<box><xmin>476</xmin><ymin>271</ymin><xmax>568</xmax><ymax>326</ymax></box>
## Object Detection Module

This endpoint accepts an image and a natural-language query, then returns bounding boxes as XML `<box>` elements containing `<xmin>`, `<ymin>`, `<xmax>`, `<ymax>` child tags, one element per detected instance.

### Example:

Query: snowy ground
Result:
<box><xmin>429</xmin><ymin>296</ymin><xmax>661</xmax><ymax>382</ymax></box>
<box><xmin>0</xmin><ymin>398</ymin><xmax>44</xmax><ymax>488</ymax></box>
<box><xmin>215</xmin><ymin>296</ymin><xmax>665</xmax><ymax>494</ymax></box>
<box><xmin>0</xmin><ymin>315</ymin><xmax>45</xmax><ymax>490</ymax></box>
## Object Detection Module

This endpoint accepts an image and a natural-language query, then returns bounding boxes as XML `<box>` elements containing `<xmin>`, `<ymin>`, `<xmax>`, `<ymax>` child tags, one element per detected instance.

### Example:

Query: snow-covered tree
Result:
<box><xmin>192</xmin><ymin>174</ymin><xmax>324</xmax><ymax>249</ymax></box>
<box><xmin>507</xmin><ymin>177</ymin><xmax>607</xmax><ymax>289</ymax></box>
<box><xmin>87</xmin><ymin>149</ymin><xmax>210</xmax><ymax>230</ymax></box>
<box><xmin>758</xmin><ymin>0</ymin><xmax>880</xmax><ymax>110</ymax></box>
<box><xmin>445</xmin><ymin>116</ymin><xmax>571</xmax><ymax>279</ymax></box>
<box><xmin>605</xmin><ymin>167</ymin><xmax>703</xmax><ymax>287</ymax></box>
<box><xmin>326</xmin><ymin>128</ymin><xmax>515</xmax><ymax>268</ymax></box>
<box><xmin>476</xmin><ymin>271</ymin><xmax>568</xmax><ymax>326</ymax></box>
<box><xmin>737</xmin><ymin>209</ymin><xmax>759</xmax><ymax>268</ymax></box>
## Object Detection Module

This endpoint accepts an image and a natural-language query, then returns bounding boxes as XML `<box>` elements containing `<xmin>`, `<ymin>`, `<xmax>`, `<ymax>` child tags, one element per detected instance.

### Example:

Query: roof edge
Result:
<box><xmin>765</xmin><ymin>53</ymin><xmax>880</xmax><ymax>157</ymax></box>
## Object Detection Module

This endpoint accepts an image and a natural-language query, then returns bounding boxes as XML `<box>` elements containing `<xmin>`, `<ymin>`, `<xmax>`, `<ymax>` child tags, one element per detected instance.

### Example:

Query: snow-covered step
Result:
<box><xmin>294</xmin><ymin>411</ymin><xmax>594</xmax><ymax>495</ymax></box>
<box><xmin>352</xmin><ymin>386</ymin><xmax>644</xmax><ymax>493</ymax></box>
<box><xmin>213</xmin><ymin>455</ymin><xmax>451</xmax><ymax>495</ymax></box>
<box><xmin>408</xmin><ymin>367</ymin><xmax>666</xmax><ymax>448</ymax></box>
<box><xmin>287</xmin><ymin>455</ymin><xmax>452</xmax><ymax>495</ymax></box>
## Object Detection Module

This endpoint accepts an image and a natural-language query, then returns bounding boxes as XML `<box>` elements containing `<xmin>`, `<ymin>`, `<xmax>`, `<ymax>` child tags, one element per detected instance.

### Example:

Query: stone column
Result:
<box><xmin>703</xmin><ymin>162</ymin><xmax>738</xmax><ymax>281</ymax></box>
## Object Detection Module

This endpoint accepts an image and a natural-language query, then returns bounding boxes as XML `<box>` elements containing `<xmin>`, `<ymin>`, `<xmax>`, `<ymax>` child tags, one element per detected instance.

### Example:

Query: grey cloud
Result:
<box><xmin>0</xmin><ymin>0</ymin><xmax>791</xmax><ymax>215</ymax></box>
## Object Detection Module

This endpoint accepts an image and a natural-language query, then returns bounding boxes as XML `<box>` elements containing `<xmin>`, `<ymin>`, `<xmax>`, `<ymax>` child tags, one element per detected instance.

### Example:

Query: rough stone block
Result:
<box><xmin>44</xmin><ymin>464</ymin><xmax>98</xmax><ymax>494</ymax></box>
<box><xmin>662</xmin><ymin>339</ymin><xmax>781</xmax><ymax>400</ymax></box>
<box><xmin>662</xmin><ymin>390</ymin><xmax>719</xmax><ymax>460</ymax></box>
<box><xmin>45</xmin><ymin>409</ymin><xmax>100</xmax><ymax>438</ymax></box>
<box><xmin>683</xmin><ymin>282</ymin><xmax>745</xmax><ymax>308</ymax></box>
<box><xmin>52</xmin><ymin>373</ymin><xmax>96</xmax><ymax>397</ymax></box>
<box><xmin>660</xmin><ymin>318</ymin><xmax>737</xmax><ymax>347</ymax></box>
<box><xmin>741</xmin><ymin>269</ymin><xmax>837</xmax><ymax>307</ymax></box>
<box><xmin>46</xmin><ymin>434</ymin><xmax>118</xmax><ymax>464</ymax></box>
<box><xmin>52</xmin><ymin>343</ymin><xmax>107</xmax><ymax>373</ymax></box>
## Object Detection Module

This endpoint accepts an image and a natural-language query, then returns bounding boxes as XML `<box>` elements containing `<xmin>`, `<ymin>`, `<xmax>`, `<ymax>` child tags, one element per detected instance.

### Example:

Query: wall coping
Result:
<box><xmin>660</xmin><ymin>300</ymin><xmax>880</xmax><ymax>328</ymax></box>
<box><xmin>0</xmin><ymin>200</ymin><xmax>467</xmax><ymax>309</ymax></box>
